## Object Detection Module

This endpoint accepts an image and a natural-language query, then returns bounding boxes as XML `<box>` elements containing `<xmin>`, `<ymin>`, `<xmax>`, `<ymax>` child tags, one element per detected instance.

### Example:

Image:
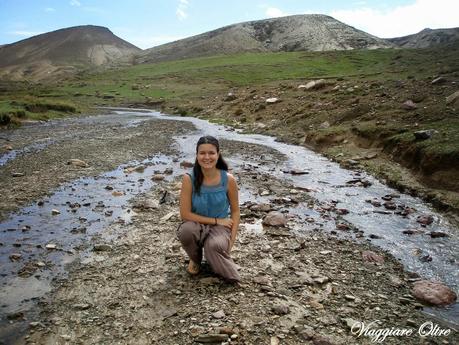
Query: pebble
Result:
<box><xmin>212</xmin><ymin>310</ymin><xmax>226</xmax><ymax>319</ymax></box>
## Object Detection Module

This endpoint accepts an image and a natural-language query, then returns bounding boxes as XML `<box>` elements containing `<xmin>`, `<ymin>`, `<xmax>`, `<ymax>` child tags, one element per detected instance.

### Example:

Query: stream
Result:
<box><xmin>0</xmin><ymin>109</ymin><xmax>457</xmax><ymax>338</ymax></box>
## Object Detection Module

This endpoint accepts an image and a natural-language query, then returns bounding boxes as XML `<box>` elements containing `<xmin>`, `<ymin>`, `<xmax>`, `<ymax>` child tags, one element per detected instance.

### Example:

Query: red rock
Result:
<box><xmin>262</xmin><ymin>211</ymin><xmax>287</xmax><ymax>227</ymax></box>
<box><xmin>180</xmin><ymin>161</ymin><xmax>194</xmax><ymax>168</ymax></box>
<box><xmin>412</xmin><ymin>280</ymin><xmax>457</xmax><ymax>306</ymax></box>
<box><xmin>362</xmin><ymin>250</ymin><xmax>384</xmax><ymax>264</ymax></box>
<box><xmin>417</xmin><ymin>215</ymin><xmax>434</xmax><ymax>225</ymax></box>
<box><xmin>336</xmin><ymin>223</ymin><xmax>349</xmax><ymax>230</ymax></box>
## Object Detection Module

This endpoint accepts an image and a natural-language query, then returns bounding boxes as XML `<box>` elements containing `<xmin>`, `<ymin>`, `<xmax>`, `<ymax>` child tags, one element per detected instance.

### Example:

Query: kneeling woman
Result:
<box><xmin>178</xmin><ymin>136</ymin><xmax>241</xmax><ymax>282</ymax></box>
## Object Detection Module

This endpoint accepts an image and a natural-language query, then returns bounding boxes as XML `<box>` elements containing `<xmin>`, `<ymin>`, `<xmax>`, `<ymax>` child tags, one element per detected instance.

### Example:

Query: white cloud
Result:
<box><xmin>330</xmin><ymin>0</ymin><xmax>459</xmax><ymax>38</ymax></box>
<box><xmin>265</xmin><ymin>7</ymin><xmax>289</xmax><ymax>18</ymax></box>
<box><xmin>176</xmin><ymin>0</ymin><xmax>189</xmax><ymax>20</ymax></box>
<box><xmin>45</xmin><ymin>7</ymin><xmax>55</xmax><ymax>12</ymax></box>
<box><xmin>70</xmin><ymin>0</ymin><xmax>81</xmax><ymax>7</ymax></box>
<box><xmin>10</xmin><ymin>30</ymin><xmax>44</xmax><ymax>37</ymax></box>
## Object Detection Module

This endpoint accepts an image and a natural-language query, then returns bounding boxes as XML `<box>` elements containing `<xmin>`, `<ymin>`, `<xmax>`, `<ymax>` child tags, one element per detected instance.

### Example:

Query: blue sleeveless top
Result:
<box><xmin>189</xmin><ymin>170</ymin><xmax>230</xmax><ymax>218</ymax></box>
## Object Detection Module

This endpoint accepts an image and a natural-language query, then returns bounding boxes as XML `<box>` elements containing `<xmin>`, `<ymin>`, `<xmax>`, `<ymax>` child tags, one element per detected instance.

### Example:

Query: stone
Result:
<box><xmin>336</xmin><ymin>223</ymin><xmax>349</xmax><ymax>230</ymax></box>
<box><xmin>195</xmin><ymin>334</ymin><xmax>229</xmax><ymax>343</ymax></box>
<box><xmin>312</xmin><ymin>334</ymin><xmax>337</xmax><ymax>345</ymax></box>
<box><xmin>431</xmin><ymin>77</ymin><xmax>446</xmax><ymax>85</ymax></box>
<box><xmin>9</xmin><ymin>253</ymin><xmax>22</xmax><ymax>261</ymax></box>
<box><xmin>93</xmin><ymin>244</ymin><xmax>112</xmax><ymax>252</ymax></box>
<box><xmin>401</xmin><ymin>100</ymin><xmax>417</xmax><ymax>110</ymax></box>
<box><xmin>262</xmin><ymin>211</ymin><xmax>287</xmax><ymax>227</ymax></box>
<box><xmin>429</xmin><ymin>231</ymin><xmax>448</xmax><ymax>238</ymax></box>
<box><xmin>343</xmin><ymin>317</ymin><xmax>359</xmax><ymax>330</ymax></box>
<box><xmin>305</xmin><ymin>79</ymin><xmax>326</xmax><ymax>90</ymax></box>
<box><xmin>271</xmin><ymin>336</ymin><xmax>280</xmax><ymax>345</ymax></box>
<box><xmin>412</xmin><ymin>280</ymin><xmax>457</xmax><ymax>306</ymax></box>
<box><xmin>362</xmin><ymin>250</ymin><xmax>384</xmax><ymax>264</ymax></box>
<box><xmin>414</xmin><ymin>130</ymin><xmax>435</xmax><ymax>140</ymax></box>
<box><xmin>272</xmin><ymin>304</ymin><xmax>289</xmax><ymax>315</ymax></box>
<box><xmin>417</xmin><ymin>214</ymin><xmax>434</xmax><ymax>225</ymax></box>
<box><xmin>249</xmin><ymin>203</ymin><xmax>271</xmax><ymax>212</ymax></box>
<box><xmin>11</xmin><ymin>172</ymin><xmax>24</xmax><ymax>177</ymax></box>
<box><xmin>199</xmin><ymin>277</ymin><xmax>220</xmax><ymax>285</ymax></box>
<box><xmin>45</xmin><ymin>243</ymin><xmax>57</xmax><ymax>250</ymax></box>
<box><xmin>253</xmin><ymin>275</ymin><xmax>271</xmax><ymax>285</ymax></box>
<box><xmin>180</xmin><ymin>161</ymin><xmax>194</xmax><ymax>168</ymax></box>
<box><xmin>212</xmin><ymin>310</ymin><xmax>225</xmax><ymax>319</ymax></box>
<box><xmin>446</xmin><ymin>90</ymin><xmax>459</xmax><ymax>105</ymax></box>
<box><xmin>132</xmin><ymin>200</ymin><xmax>159</xmax><ymax>210</ymax></box>
<box><xmin>383</xmin><ymin>201</ymin><xmax>397</xmax><ymax>210</ymax></box>
<box><xmin>67</xmin><ymin>159</ymin><xmax>88</xmax><ymax>168</ymax></box>
<box><xmin>151</xmin><ymin>174</ymin><xmax>165</xmax><ymax>181</ymax></box>
<box><xmin>112</xmin><ymin>191</ymin><xmax>124</xmax><ymax>196</ymax></box>
<box><xmin>73</xmin><ymin>303</ymin><xmax>91</xmax><ymax>310</ymax></box>
<box><xmin>224</xmin><ymin>92</ymin><xmax>237</xmax><ymax>101</ymax></box>
<box><xmin>313</xmin><ymin>276</ymin><xmax>329</xmax><ymax>284</ymax></box>
<box><xmin>266</xmin><ymin>97</ymin><xmax>280</xmax><ymax>104</ymax></box>
<box><xmin>161</xmin><ymin>211</ymin><xmax>177</xmax><ymax>221</ymax></box>
<box><xmin>319</xmin><ymin>121</ymin><xmax>330</xmax><ymax>129</ymax></box>
<box><xmin>4</xmin><ymin>144</ymin><xmax>13</xmax><ymax>150</ymax></box>
<box><xmin>51</xmin><ymin>209</ymin><xmax>60</xmax><ymax>215</ymax></box>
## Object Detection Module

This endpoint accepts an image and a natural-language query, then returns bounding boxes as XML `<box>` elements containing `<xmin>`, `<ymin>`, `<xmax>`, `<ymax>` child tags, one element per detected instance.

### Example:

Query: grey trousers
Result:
<box><xmin>177</xmin><ymin>221</ymin><xmax>241</xmax><ymax>282</ymax></box>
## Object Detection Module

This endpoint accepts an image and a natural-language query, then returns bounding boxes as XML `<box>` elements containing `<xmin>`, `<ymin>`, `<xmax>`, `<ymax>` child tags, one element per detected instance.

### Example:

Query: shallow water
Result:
<box><xmin>139</xmin><ymin>109</ymin><xmax>458</xmax><ymax>326</ymax></box>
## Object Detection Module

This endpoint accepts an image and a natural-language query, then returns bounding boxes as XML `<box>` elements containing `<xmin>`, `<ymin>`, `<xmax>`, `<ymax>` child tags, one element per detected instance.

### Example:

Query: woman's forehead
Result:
<box><xmin>197</xmin><ymin>143</ymin><xmax>218</xmax><ymax>151</ymax></box>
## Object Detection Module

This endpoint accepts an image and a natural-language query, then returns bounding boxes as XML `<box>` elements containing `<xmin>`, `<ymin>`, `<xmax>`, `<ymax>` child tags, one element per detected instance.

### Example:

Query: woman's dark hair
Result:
<box><xmin>193</xmin><ymin>136</ymin><xmax>228</xmax><ymax>194</ymax></box>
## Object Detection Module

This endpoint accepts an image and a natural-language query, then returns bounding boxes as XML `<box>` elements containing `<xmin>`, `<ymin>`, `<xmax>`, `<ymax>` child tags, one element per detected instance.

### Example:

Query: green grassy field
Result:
<box><xmin>1</xmin><ymin>44</ymin><xmax>458</xmax><ymax>209</ymax></box>
<box><xmin>1</xmin><ymin>45</ymin><xmax>457</xmax><ymax>117</ymax></box>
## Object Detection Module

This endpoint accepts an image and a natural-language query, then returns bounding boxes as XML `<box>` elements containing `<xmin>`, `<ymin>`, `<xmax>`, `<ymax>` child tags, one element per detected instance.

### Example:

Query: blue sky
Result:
<box><xmin>0</xmin><ymin>0</ymin><xmax>458</xmax><ymax>49</ymax></box>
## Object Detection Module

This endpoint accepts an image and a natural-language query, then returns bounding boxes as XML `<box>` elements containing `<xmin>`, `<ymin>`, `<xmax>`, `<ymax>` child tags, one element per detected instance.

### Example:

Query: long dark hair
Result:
<box><xmin>193</xmin><ymin>136</ymin><xmax>228</xmax><ymax>194</ymax></box>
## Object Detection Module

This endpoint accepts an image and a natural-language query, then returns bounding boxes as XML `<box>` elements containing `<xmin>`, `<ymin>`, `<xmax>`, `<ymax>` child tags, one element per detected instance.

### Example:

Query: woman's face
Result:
<box><xmin>196</xmin><ymin>143</ymin><xmax>219</xmax><ymax>169</ymax></box>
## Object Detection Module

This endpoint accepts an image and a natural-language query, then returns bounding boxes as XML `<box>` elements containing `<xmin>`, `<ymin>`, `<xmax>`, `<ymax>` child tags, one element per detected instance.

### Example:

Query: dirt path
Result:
<box><xmin>0</xmin><ymin>112</ymin><xmax>457</xmax><ymax>344</ymax></box>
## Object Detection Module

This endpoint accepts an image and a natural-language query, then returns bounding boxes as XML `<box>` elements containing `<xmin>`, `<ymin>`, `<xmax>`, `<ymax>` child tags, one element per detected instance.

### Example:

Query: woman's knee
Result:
<box><xmin>177</xmin><ymin>221</ymin><xmax>200</xmax><ymax>243</ymax></box>
<box><xmin>205</xmin><ymin>237</ymin><xmax>228</xmax><ymax>254</ymax></box>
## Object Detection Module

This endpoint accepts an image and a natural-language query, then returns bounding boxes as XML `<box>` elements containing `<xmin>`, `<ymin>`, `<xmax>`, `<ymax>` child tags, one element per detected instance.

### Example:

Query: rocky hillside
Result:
<box><xmin>136</xmin><ymin>14</ymin><xmax>393</xmax><ymax>64</ymax></box>
<box><xmin>0</xmin><ymin>25</ymin><xmax>141</xmax><ymax>81</ymax></box>
<box><xmin>388</xmin><ymin>27</ymin><xmax>459</xmax><ymax>48</ymax></box>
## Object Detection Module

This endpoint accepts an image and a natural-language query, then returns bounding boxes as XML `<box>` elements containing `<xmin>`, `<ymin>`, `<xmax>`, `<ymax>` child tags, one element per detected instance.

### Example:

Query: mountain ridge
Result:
<box><xmin>388</xmin><ymin>27</ymin><xmax>459</xmax><ymax>48</ymax></box>
<box><xmin>0</xmin><ymin>25</ymin><xmax>141</xmax><ymax>81</ymax></box>
<box><xmin>136</xmin><ymin>14</ymin><xmax>394</xmax><ymax>64</ymax></box>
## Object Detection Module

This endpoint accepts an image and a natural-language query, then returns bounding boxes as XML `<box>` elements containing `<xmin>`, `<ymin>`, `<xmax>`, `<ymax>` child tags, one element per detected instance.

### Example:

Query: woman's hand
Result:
<box><xmin>216</xmin><ymin>218</ymin><xmax>233</xmax><ymax>229</ymax></box>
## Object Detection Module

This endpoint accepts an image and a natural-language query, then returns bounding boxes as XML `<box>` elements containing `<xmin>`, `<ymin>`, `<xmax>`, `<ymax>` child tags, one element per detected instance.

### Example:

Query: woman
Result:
<box><xmin>178</xmin><ymin>135</ymin><xmax>241</xmax><ymax>282</ymax></box>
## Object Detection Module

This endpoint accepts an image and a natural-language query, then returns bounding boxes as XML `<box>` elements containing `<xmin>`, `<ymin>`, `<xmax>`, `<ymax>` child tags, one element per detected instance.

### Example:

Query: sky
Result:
<box><xmin>0</xmin><ymin>0</ymin><xmax>458</xmax><ymax>49</ymax></box>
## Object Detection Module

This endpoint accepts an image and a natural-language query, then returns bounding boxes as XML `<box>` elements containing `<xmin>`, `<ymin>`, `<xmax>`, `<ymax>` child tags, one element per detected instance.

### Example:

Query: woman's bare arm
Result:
<box><xmin>227</xmin><ymin>173</ymin><xmax>240</xmax><ymax>251</ymax></box>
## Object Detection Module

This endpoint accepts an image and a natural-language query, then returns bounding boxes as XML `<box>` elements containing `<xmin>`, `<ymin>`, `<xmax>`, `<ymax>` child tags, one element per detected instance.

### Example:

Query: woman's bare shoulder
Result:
<box><xmin>226</xmin><ymin>172</ymin><xmax>238</xmax><ymax>185</ymax></box>
<box><xmin>182</xmin><ymin>173</ymin><xmax>192</xmax><ymax>184</ymax></box>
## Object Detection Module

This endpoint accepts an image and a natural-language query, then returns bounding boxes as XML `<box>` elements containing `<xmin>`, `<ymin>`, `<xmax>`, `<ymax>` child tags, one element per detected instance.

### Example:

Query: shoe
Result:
<box><xmin>187</xmin><ymin>260</ymin><xmax>200</xmax><ymax>275</ymax></box>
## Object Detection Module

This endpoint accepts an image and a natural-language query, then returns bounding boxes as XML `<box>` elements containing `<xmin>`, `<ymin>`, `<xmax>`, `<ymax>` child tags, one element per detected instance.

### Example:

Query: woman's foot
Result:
<box><xmin>187</xmin><ymin>260</ymin><xmax>200</xmax><ymax>275</ymax></box>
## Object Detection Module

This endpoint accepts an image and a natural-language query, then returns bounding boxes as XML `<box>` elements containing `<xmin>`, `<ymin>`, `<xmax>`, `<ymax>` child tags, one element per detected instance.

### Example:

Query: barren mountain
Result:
<box><xmin>0</xmin><ymin>25</ymin><xmax>141</xmax><ymax>81</ymax></box>
<box><xmin>136</xmin><ymin>14</ymin><xmax>393</xmax><ymax>64</ymax></box>
<box><xmin>388</xmin><ymin>27</ymin><xmax>459</xmax><ymax>48</ymax></box>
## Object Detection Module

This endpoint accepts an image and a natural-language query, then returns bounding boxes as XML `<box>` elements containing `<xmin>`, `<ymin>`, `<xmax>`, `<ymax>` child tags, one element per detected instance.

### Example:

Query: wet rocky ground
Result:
<box><xmin>20</xmin><ymin>175</ymin><xmax>457</xmax><ymax>345</ymax></box>
<box><xmin>0</xmin><ymin>112</ymin><xmax>457</xmax><ymax>344</ymax></box>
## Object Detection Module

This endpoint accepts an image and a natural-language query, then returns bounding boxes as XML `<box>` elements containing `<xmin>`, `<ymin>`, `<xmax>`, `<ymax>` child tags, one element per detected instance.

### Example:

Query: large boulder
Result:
<box><xmin>262</xmin><ymin>211</ymin><xmax>287</xmax><ymax>227</ymax></box>
<box><xmin>411</xmin><ymin>280</ymin><xmax>457</xmax><ymax>306</ymax></box>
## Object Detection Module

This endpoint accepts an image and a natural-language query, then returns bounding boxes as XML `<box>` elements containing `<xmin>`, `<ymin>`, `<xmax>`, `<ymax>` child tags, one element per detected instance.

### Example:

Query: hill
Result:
<box><xmin>0</xmin><ymin>25</ymin><xmax>141</xmax><ymax>81</ymax></box>
<box><xmin>136</xmin><ymin>14</ymin><xmax>393</xmax><ymax>64</ymax></box>
<box><xmin>388</xmin><ymin>27</ymin><xmax>459</xmax><ymax>48</ymax></box>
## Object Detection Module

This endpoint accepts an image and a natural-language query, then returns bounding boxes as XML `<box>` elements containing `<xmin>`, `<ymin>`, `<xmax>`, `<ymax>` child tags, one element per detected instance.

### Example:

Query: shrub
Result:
<box><xmin>0</xmin><ymin>113</ymin><xmax>11</xmax><ymax>125</ymax></box>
